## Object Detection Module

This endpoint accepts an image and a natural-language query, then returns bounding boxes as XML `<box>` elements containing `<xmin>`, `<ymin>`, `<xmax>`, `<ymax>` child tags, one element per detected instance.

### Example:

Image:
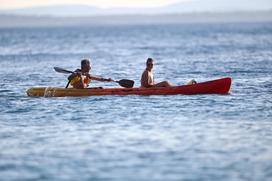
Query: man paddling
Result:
<box><xmin>141</xmin><ymin>58</ymin><xmax>175</xmax><ymax>88</ymax></box>
<box><xmin>68</xmin><ymin>59</ymin><xmax>112</xmax><ymax>89</ymax></box>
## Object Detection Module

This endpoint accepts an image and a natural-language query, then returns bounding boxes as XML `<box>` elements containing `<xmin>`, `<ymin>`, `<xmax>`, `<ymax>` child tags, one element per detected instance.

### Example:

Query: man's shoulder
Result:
<box><xmin>142</xmin><ymin>69</ymin><xmax>149</xmax><ymax>75</ymax></box>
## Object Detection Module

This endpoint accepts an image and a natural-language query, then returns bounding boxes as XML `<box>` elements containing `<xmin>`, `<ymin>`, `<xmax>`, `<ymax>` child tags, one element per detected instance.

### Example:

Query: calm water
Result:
<box><xmin>0</xmin><ymin>22</ymin><xmax>272</xmax><ymax>181</ymax></box>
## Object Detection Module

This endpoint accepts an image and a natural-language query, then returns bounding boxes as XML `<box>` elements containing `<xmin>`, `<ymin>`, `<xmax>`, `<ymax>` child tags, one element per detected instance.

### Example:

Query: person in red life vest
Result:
<box><xmin>68</xmin><ymin>59</ymin><xmax>113</xmax><ymax>89</ymax></box>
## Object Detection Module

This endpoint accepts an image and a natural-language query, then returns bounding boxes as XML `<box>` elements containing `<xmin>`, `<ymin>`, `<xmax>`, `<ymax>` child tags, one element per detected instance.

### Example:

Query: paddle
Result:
<box><xmin>54</xmin><ymin>67</ymin><xmax>74</xmax><ymax>74</ymax></box>
<box><xmin>54</xmin><ymin>67</ymin><xmax>134</xmax><ymax>88</ymax></box>
<box><xmin>115</xmin><ymin>79</ymin><xmax>134</xmax><ymax>88</ymax></box>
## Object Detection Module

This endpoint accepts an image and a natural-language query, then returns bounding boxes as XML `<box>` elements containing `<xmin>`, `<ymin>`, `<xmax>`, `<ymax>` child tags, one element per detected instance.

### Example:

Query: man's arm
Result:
<box><xmin>88</xmin><ymin>75</ymin><xmax>112</xmax><ymax>82</ymax></box>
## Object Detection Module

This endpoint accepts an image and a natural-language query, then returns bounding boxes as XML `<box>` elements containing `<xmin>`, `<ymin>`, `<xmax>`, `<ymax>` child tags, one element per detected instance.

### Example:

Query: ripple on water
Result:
<box><xmin>0</xmin><ymin>23</ymin><xmax>272</xmax><ymax>181</ymax></box>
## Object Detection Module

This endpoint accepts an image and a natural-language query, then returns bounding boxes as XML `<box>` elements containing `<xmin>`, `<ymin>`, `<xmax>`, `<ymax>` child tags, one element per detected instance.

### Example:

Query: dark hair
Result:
<box><xmin>81</xmin><ymin>59</ymin><xmax>90</xmax><ymax>69</ymax></box>
<box><xmin>146</xmin><ymin>58</ymin><xmax>154</xmax><ymax>64</ymax></box>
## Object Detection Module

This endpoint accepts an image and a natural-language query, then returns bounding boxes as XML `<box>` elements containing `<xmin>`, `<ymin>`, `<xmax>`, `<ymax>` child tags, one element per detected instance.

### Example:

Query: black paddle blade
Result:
<box><xmin>54</xmin><ymin>67</ymin><xmax>74</xmax><ymax>74</ymax></box>
<box><xmin>117</xmin><ymin>79</ymin><xmax>134</xmax><ymax>88</ymax></box>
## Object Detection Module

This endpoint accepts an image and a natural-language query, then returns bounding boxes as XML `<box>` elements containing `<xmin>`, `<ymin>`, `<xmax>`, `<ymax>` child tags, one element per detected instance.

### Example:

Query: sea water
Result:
<box><xmin>0</xmin><ymin>23</ymin><xmax>272</xmax><ymax>181</ymax></box>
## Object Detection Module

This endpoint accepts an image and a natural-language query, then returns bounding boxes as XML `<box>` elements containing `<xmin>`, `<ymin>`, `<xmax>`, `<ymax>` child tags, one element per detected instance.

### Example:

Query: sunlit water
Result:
<box><xmin>0</xmin><ymin>22</ymin><xmax>272</xmax><ymax>181</ymax></box>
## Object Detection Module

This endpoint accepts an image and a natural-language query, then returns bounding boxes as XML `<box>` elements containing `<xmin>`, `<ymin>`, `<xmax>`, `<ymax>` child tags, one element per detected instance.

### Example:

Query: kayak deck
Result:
<box><xmin>27</xmin><ymin>77</ymin><xmax>231</xmax><ymax>97</ymax></box>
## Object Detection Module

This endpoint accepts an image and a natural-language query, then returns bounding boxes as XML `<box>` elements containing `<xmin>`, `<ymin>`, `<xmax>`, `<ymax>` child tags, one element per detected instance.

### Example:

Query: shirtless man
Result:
<box><xmin>141</xmin><ymin>58</ymin><xmax>175</xmax><ymax>88</ymax></box>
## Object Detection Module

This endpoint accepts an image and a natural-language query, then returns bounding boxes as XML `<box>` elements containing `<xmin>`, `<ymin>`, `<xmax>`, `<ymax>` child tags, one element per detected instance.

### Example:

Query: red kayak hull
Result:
<box><xmin>26</xmin><ymin>77</ymin><xmax>231</xmax><ymax>97</ymax></box>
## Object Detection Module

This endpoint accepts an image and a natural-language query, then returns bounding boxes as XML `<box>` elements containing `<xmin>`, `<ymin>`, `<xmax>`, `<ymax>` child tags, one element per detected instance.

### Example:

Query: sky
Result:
<box><xmin>0</xmin><ymin>0</ymin><xmax>183</xmax><ymax>9</ymax></box>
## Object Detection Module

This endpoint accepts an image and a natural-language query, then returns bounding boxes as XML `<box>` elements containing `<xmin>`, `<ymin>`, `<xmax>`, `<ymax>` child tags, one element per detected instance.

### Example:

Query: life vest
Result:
<box><xmin>70</xmin><ymin>75</ymin><xmax>91</xmax><ymax>88</ymax></box>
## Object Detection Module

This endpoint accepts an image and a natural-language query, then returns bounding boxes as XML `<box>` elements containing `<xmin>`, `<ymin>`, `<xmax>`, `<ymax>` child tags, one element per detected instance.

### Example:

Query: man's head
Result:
<box><xmin>81</xmin><ymin>59</ymin><xmax>91</xmax><ymax>72</ymax></box>
<box><xmin>146</xmin><ymin>58</ymin><xmax>154</xmax><ymax>71</ymax></box>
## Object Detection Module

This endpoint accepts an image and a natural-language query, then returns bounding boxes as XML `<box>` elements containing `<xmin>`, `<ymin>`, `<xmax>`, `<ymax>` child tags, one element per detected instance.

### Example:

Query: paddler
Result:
<box><xmin>68</xmin><ymin>59</ymin><xmax>113</xmax><ymax>89</ymax></box>
<box><xmin>141</xmin><ymin>58</ymin><xmax>176</xmax><ymax>88</ymax></box>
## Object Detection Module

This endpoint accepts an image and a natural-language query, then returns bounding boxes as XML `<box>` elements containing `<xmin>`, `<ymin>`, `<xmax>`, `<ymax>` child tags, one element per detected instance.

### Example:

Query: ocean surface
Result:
<box><xmin>0</xmin><ymin>22</ymin><xmax>272</xmax><ymax>181</ymax></box>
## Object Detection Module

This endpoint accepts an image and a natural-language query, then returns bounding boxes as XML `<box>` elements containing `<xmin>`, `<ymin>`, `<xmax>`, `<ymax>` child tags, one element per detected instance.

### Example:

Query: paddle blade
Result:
<box><xmin>117</xmin><ymin>79</ymin><xmax>134</xmax><ymax>88</ymax></box>
<box><xmin>54</xmin><ymin>67</ymin><xmax>74</xmax><ymax>74</ymax></box>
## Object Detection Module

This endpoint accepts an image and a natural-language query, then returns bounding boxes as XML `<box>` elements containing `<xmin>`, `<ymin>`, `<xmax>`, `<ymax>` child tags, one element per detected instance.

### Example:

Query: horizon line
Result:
<box><xmin>0</xmin><ymin>0</ymin><xmax>181</xmax><ymax>10</ymax></box>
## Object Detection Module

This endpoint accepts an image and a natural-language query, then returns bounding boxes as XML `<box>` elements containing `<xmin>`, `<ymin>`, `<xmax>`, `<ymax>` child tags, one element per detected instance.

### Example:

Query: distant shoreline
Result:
<box><xmin>0</xmin><ymin>11</ymin><xmax>272</xmax><ymax>28</ymax></box>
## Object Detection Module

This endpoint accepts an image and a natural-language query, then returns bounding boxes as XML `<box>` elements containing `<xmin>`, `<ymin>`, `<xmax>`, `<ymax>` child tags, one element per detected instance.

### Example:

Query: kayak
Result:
<box><xmin>26</xmin><ymin>77</ymin><xmax>231</xmax><ymax>97</ymax></box>
<box><xmin>27</xmin><ymin>77</ymin><xmax>231</xmax><ymax>97</ymax></box>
